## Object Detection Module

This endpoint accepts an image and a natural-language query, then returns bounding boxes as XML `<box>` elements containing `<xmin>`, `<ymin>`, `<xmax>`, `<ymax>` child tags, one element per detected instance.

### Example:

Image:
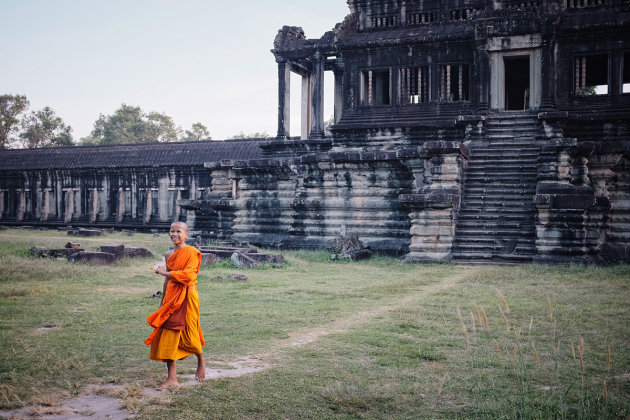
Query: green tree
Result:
<box><xmin>227</xmin><ymin>131</ymin><xmax>271</xmax><ymax>140</ymax></box>
<box><xmin>90</xmin><ymin>104</ymin><xmax>180</xmax><ymax>145</ymax></box>
<box><xmin>0</xmin><ymin>94</ymin><xmax>30</xmax><ymax>149</ymax></box>
<box><xmin>182</xmin><ymin>122</ymin><xmax>211</xmax><ymax>141</ymax></box>
<box><xmin>19</xmin><ymin>106</ymin><xmax>74</xmax><ymax>148</ymax></box>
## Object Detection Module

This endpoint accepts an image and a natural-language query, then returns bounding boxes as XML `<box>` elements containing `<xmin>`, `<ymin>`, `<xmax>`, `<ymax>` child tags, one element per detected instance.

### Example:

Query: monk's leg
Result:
<box><xmin>157</xmin><ymin>360</ymin><xmax>179</xmax><ymax>390</ymax></box>
<box><xmin>195</xmin><ymin>353</ymin><xmax>206</xmax><ymax>381</ymax></box>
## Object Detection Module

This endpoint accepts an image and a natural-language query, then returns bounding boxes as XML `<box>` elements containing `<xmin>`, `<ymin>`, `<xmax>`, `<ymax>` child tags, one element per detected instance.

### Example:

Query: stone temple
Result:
<box><xmin>1</xmin><ymin>0</ymin><xmax>629</xmax><ymax>264</ymax></box>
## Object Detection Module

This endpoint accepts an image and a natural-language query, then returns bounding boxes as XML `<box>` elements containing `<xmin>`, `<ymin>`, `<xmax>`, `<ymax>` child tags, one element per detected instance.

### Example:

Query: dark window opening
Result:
<box><xmin>504</xmin><ymin>56</ymin><xmax>530</xmax><ymax>110</ymax></box>
<box><xmin>400</xmin><ymin>67</ymin><xmax>429</xmax><ymax>104</ymax></box>
<box><xmin>623</xmin><ymin>52</ymin><xmax>630</xmax><ymax>93</ymax></box>
<box><xmin>362</xmin><ymin>70</ymin><xmax>391</xmax><ymax>106</ymax></box>
<box><xmin>574</xmin><ymin>54</ymin><xmax>609</xmax><ymax>95</ymax></box>
<box><xmin>440</xmin><ymin>64</ymin><xmax>469</xmax><ymax>101</ymax></box>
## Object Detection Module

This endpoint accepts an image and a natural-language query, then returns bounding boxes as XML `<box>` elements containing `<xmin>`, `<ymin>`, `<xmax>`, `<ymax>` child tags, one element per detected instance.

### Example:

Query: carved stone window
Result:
<box><xmin>450</xmin><ymin>8</ymin><xmax>477</xmax><ymax>21</ymax></box>
<box><xmin>407</xmin><ymin>11</ymin><xmax>435</xmax><ymax>25</ymax></box>
<box><xmin>440</xmin><ymin>64</ymin><xmax>470</xmax><ymax>102</ymax></box>
<box><xmin>574</xmin><ymin>54</ymin><xmax>609</xmax><ymax>95</ymax></box>
<box><xmin>361</xmin><ymin>70</ymin><xmax>391</xmax><ymax>106</ymax></box>
<box><xmin>623</xmin><ymin>52</ymin><xmax>630</xmax><ymax>94</ymax></box>
<box><xmin>370</xmin><ymin>15</ymin><xmax>398</xmax><ymax>28</ymax></box>
<box><xmin>400</xmin><ymin>67</ymin><xmax>430</xmax><ymax>104</ymax></box>
<box><xmin>567</xmin><ymin>0</ymin><xmax>606</xmax><ymax>8</ymax></box>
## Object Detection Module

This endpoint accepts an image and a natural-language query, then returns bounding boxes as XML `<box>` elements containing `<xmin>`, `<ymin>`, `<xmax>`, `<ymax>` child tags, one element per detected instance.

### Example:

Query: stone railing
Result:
<box><xmin>535</xmin><ymin>139</ymin><xmax>630</xmax><ymax>263</ymax></box>
<box><xmin>399</xmin><ymin>141</ymin><xmax>469</xmax><ymax>262</ymax></box>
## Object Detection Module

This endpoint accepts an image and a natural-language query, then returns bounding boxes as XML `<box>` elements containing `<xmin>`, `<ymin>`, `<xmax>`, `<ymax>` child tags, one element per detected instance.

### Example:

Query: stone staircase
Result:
<box><xmin>452</xmin><ymin>112</ymin><xmax>540</xmax><ymax>263</ymax></box>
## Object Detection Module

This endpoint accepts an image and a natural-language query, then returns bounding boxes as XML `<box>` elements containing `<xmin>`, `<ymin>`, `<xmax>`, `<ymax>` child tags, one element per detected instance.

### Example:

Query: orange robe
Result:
<box><xmin>145</xmin><ymin>245</ymin><xmax>205</xmax><ymax>361</ymax></box>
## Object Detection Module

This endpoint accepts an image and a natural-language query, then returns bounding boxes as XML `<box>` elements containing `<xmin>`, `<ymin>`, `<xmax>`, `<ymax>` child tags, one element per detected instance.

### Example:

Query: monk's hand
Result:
<box><xmin>155</xmin><ymin>266</ymin><xmax>169</xmax><ymax>276</ymax></box>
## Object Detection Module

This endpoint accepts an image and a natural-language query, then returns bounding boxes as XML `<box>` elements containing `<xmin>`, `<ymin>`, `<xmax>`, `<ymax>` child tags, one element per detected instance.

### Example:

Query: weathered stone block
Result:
<box><xmin>124</xmin><ymin>246</ymin><xmax>153</xmax><ymax>259</ymax></box>
<box><xmin>230</xmin><ymin>251</ymin><xmax>261</xmax><ymax>268</ymax></box>
<box><xmin>201</xmin><ymin>253</ymin><xmax>218</xmax><ymax>265</ymax></box>
<box><xmin>99</xmin><ymin>244</ymin><xmax>125</xmax><ymax>259</ymax></box>
<box><xmin>69</xmin><ymin>251</ymin><xmax>117</xmax><ymax>265</ymax></box>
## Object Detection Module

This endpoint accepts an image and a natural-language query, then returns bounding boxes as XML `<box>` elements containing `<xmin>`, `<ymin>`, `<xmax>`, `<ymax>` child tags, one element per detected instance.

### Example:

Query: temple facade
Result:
<box><xmin>1</xmin><ymin>0</ymin><xmax>629</xmax><ymax>263</ymax></box>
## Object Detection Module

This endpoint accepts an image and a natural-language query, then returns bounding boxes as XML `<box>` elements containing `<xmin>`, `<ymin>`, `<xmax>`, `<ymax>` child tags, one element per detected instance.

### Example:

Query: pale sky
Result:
<box><xmin>1</xmin><ymin>0</ymin><xmax>350</xmax><ymax>141</ymax></box>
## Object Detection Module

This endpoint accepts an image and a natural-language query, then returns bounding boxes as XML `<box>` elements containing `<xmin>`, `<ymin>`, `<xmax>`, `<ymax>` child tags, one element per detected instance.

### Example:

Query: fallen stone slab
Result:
<box><xmin>77</xmin><ymin>228</ymin><xmax>103</xmax><ymax>237</ymax></box>
<box><xmin>246</xmin><ymin>253</ymin><xmax>284</xmax><ymax>265</ymax></box>
<box><xmin>230</xmin><ymin>251</ymin><xmax>261</xmax><ymax>268</ymax></box>
<box><xmin>29</xmin><ymin>246</ymin><xmax>49</xmax><ymax>257</ymax></box>
<box><xmin>99</xmin><ymin>243</ymin><xmax>125</xmax><ymax>259</ymax></box>
<box><xmin>65</xmin><ymin>241</ymin><xmax>81</xmax><ymax>249</ymax></box>
<box><xmin>123</xmin><ymin>246</ymin><xmax>153</xmax><ymax>258</ymax></box>
<box><xmin>121</xmin><ymin>229</ymin><xmax>135</xmax><ymax>236</ymax></box>
<box><xmin>227</xmin><ymin>273</ymin><xmax>248</xmax><ymax>281</ymax></box>
<box><xmin>49</xmin><ymin>248</ymin><xmax>84</xmax><ymax>258</ymax></box>
<box><xmin>201</xmin><ymin>252</ymin><xmax>218</xmax><ymax>265</ymax></box>
<box><xmin>69</xmin><ymin>251</ymin><xmax>117</xmax><ymax>265</ymax></box>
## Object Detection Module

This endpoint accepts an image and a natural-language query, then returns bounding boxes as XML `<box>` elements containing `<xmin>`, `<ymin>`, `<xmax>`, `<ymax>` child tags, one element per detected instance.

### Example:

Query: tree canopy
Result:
<box><xmin>19</xmin><ymin>106</ymin><xmax>74</xmax><ymax>148</ymax></box>
<box><xmin>83</xmin><ymin>104</ymin><xmax>211</xmax><ymax>145</ymax></box>
<box><xmin>0</xmin><ymin>94</ymin><xmax>30</xmax><ymax>149</ymax></box>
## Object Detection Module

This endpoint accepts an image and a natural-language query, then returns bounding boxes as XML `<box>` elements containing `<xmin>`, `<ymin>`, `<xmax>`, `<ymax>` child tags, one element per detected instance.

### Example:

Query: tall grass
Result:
<box><xmin>0</xmin><ymin>229</ymin><xmax>628</xmax><ymax>419</ymax></box>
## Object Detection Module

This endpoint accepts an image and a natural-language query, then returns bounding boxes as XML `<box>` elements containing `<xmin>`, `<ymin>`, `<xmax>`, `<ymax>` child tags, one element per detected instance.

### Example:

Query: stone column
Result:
<box><xmin>333</xmin><ymin>60</ymin><xmax>344</xmax><ymax>124</ymax></box>
<box><xmin>475</xmin><ymin>39</ymin><xmax>489</xmax><ymax>113</ymax></box>
<box><xmin>117</xmin><ymin>188</ymin><xmax>125</xmax><ymax>223</ymax></box>
<box><xmin>41</xmin><ymin>189</ymin><xmax>50</xmax><ymax>222</ymax></box>
<box><xmin>145</xmin><ymin>189</ymin><xmax>152</xmax><ymax>224</ymax></box>
<box><xmin>276</xmin><ymin>60</ymin><xmax>291</xmax><ymax>139</ymax></box>
<box><xmin>90</xmin><ymin>187</ymin><xmax>99</xmax><ymax>223</ymax></box>
<box><xmin>301</xmin><ymin>74</ymin><xmax>312</xmax><ymax>140</ymax></box>
<box><xmin>17</xmin><ymin>190</ymin><xmax>25</xmax><ymax>221</ymax></box>
<box><xmin>65</xmin><ymin>189</ymin><xmax>74</xmax><ymax>223</ymax></box>
<box><xmin>310</xmin><ymin>52</ymin><xmax>325</xmax><ymax>139</ymax></box>
<box><xmin>0</xmin><ymin>190</ymin><xmax>4</xmax><ymax>220</ymax></box>
<box><xmin>539</xmin><ymin>35</ymin><xmax>555</xmax><ymax>111</ymax></box>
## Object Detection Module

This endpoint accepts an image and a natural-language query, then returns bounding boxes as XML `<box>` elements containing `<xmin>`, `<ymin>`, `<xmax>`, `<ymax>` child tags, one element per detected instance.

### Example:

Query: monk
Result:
<box><xmin>145</xmin><ymin>221</ymin><xmax>206</xmax><ymax>389</ymax></box>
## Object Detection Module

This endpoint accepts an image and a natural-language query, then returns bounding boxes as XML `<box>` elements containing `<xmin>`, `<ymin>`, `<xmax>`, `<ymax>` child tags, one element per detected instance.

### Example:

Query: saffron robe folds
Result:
<box><xmin>145</xmin><ymin>245</ymin><xmax>205</xmax><ymax>361</ymax></box>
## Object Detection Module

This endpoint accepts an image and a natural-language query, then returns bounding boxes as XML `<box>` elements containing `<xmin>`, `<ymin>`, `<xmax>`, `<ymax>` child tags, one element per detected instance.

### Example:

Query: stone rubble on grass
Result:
<box><xmin>330</xmin><ymin>233</ymin><xmax>372</xmax><ymax>261</ymax></box>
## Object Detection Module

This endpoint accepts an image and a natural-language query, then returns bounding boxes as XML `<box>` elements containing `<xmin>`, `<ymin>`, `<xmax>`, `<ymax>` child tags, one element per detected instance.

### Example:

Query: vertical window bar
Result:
<box><xmin>368</xmin><ymin>71</ymin><xmax>373</xmax><ymax>106</ymax></box>
<box><xmin>447</xmin><ymin>65</ymin><xmax>452</xmax><ymax>101</ymax></box>
<box><xmin>459</xmin><ymin>64</ymin><xmax>463</xmax><ymax>100</ymax></box>
<box><xmin>581</xmin><ymin>57</ymin><xmax>587</xmax><ymax>91</ymax></box>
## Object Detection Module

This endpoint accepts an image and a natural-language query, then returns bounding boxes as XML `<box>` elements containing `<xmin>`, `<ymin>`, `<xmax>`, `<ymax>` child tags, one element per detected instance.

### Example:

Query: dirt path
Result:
<box><xmin>0</xmin><ymin>269</ymin><xmax>472</xmax><ymax>420</ymax></box>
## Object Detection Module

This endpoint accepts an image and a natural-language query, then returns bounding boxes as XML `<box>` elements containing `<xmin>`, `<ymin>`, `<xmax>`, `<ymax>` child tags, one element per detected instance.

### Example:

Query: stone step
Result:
<box><xmin>462</xmin><ymin>200</ymin><xmax>534</xmax><ymax>208</ymax></box>
<box><xmin>452</xmin><ymin>243</ymin><xmax>537</xmax><ymax>254</ymax></box>
<box><xmin>466</xmin><ymin>163</ymin><xmax>538</xmax><ymax>170</ymax></box>
<box><xmin>451</xmin><ymin>252</ymin><xmax>535</xmax><ymax>263</ymax></box>
<box><xmin>455</xmin><ymin>228</ymin><xmax>536</xmax><ymax>237</ymax></box>
<box><xmin>470</xmin><ymin>147</ymin><xmax>540</xmax><ymax>156</ymax></box>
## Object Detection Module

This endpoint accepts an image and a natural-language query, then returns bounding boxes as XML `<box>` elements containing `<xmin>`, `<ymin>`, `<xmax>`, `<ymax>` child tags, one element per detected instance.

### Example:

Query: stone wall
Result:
<box><xmin>0</xmin><ymin>166</ymin><xmax>209</xmax><ymax>230</ymax></box>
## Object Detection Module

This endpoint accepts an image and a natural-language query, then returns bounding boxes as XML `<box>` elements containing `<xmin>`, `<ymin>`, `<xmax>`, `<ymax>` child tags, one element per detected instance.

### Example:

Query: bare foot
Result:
<box><xmin>195</xmin><ymin>355</ymin><xmax>206</xmax><ymax>381</ymax></box>
<box><xmin>157</xmin><ymin>378</ymin><xmax>179</xmax><ymax>390</ymax></box>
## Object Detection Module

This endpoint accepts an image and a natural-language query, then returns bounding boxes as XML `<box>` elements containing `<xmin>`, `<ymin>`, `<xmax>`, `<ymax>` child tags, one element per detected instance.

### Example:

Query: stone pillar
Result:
<box><xmin>333</xmin><ymin>61</ymin><xmax>344</xmax><ymax>124</ymax></box>
<box><xmin>90</xmin><ymin>187</ymin><xmax>99</xmax><ymax>223</ymax></box>
<box><xmin>301</xmin><ymin>73</ymin><xmax>312</xmax><ymax>140</ymax></box>
<box><xmin>475</xmin><ymin>39</ymin><xmax>489</xmax><ymax>113</ymax></box>
<box><xmin>117</xmin><ymin>188</ymin><xmax>125</xmax><ymax>223</ymax></box>
<box><xmin>539</xmin><ymin>36</ymin><xmax>555</xmax><ymax>111</ymax></box>
<box><xmin>310</xmin><ymin>52</ymin><xmax>325</xmax><ymax>139</ymax></box>
<box><xmin>17</xmin><ymin>190</ymin><xmax>25</xmax><ymax>221</ymax></box>
<box><xmin>277</xmin><ymin>60</ymin><xmax>291</xmax><ymax>139</ymax></box>
<box><xmin>65</xmin><ymin>189</ymin><xmax>74</xmax><ymax>223</ymax></box>
<box><xmin>173</xmin><ymin>189</ymin><xmax>181</xmax><ymax>222</ymax></box>
<box><xmin>158</xmin><ymin>176</ymin><xmax>169</xmax><ymax>222</ymax></box>
<box><xmin>41</xmin><ymin>189</ymin><xmax>50</xmax><ymax>222</ymax></box>
<box><xmin>145</xmin><ymin>189</ymin><xmax>152</xmax><ymax>224</ymax></box>
<box><xmin>0</xmin><ymin>190</ymin><xmax>4</xmax><ymax>220</ymax></box>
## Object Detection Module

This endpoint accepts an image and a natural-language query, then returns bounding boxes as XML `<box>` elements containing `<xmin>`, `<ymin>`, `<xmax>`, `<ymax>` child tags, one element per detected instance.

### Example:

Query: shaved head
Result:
<box><xmin>170</xmin><ymin>222</ymin><xmax>189</xmax><ymax>233</ymax></box>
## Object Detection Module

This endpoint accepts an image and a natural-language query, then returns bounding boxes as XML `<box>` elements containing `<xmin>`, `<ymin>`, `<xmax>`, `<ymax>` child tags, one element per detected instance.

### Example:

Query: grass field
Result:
<box><xmin>0</xmin><ymin>228</ymin><xmax>629</xmax><ymax>419</ymax></box>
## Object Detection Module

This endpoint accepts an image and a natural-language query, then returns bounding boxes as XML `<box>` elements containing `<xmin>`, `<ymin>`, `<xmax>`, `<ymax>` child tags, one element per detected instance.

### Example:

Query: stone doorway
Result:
<box><xmin>504</xmin><ymin>56</ymin><xmax>530</xmax><ymax>110</ymax></box>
